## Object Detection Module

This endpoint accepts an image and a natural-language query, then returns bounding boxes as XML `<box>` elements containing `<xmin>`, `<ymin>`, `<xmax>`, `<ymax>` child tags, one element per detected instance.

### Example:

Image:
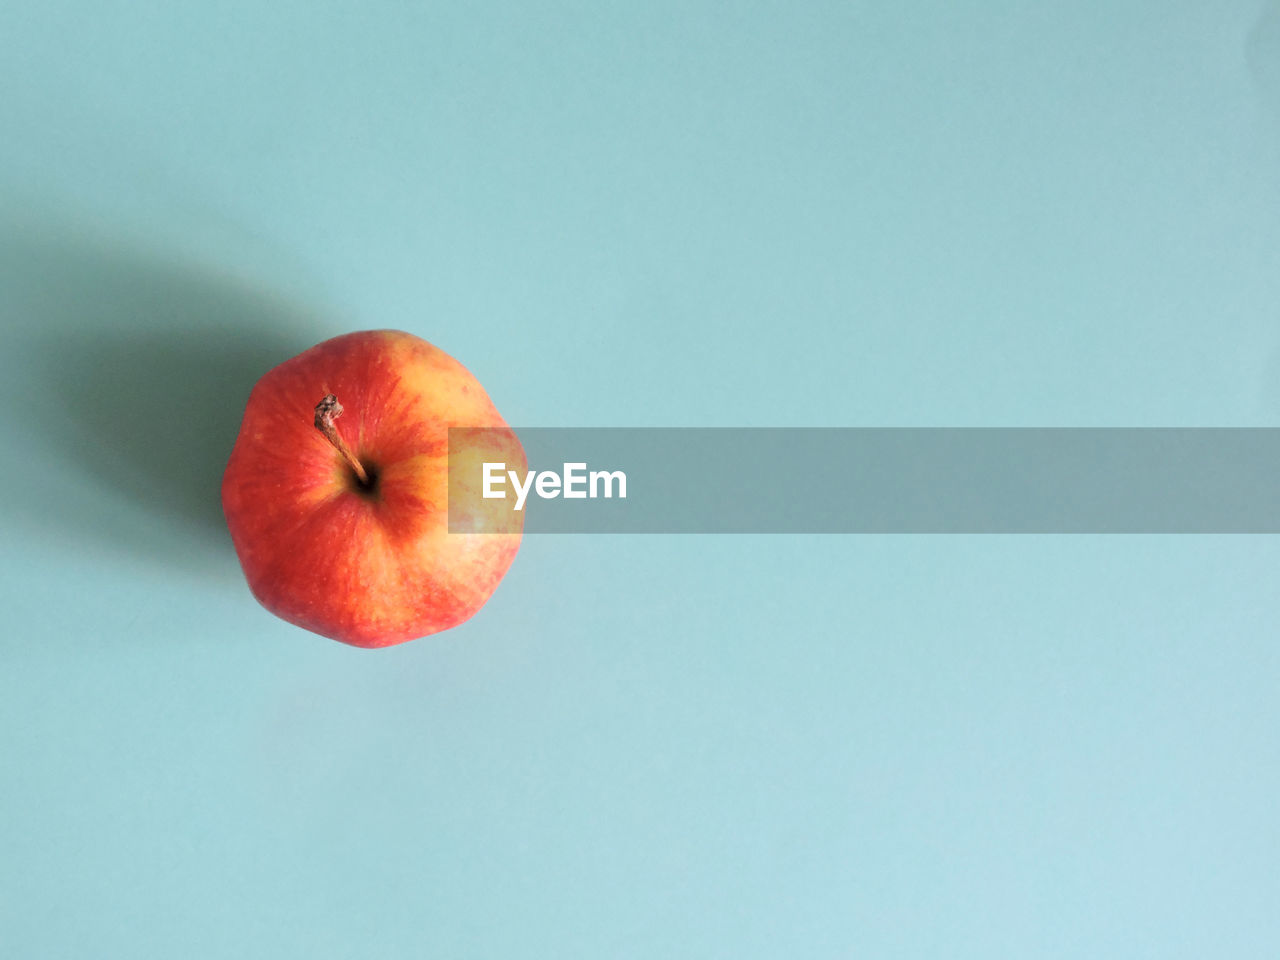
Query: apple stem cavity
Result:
<box><xmin>314</xmin><ymin>394</ymin><xmax>372</xmax><ymax>488</ymax></box>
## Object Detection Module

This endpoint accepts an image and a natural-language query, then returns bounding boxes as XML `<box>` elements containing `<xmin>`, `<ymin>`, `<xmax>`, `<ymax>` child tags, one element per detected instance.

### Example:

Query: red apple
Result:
<box><xmin>221</xmin><ymin>330</ymin><xmax>524</xmax><ymax>648</ymax></box>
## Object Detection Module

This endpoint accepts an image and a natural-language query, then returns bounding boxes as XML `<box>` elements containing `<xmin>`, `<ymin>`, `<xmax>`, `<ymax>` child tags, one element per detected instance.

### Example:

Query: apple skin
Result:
<box><xmin>221</xmin><ymin>330</ymin><xmax>524</xmax><ymax>648</ymax></box>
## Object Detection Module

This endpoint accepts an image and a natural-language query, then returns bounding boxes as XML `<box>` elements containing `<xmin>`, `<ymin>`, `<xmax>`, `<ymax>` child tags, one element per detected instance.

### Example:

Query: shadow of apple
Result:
<box><xmin>0</xmin><ymin>224</ymin><xmax>330</xmax><ymax>573</ymax></box>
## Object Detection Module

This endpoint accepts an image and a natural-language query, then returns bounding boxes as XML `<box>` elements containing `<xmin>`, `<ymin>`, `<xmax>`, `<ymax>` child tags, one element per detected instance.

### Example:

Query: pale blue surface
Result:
<box><xmin>3</xmin><ymin>2</ymin><xmax>1280</xmax><ymax>957</ymax></box>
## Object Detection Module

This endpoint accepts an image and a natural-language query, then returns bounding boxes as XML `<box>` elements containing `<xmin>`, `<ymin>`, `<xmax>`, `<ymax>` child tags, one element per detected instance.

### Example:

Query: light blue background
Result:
<box><xmin>3</xmin><ymin>2</ymin><xmax>1280</xmax><ymax>956</ymax></box>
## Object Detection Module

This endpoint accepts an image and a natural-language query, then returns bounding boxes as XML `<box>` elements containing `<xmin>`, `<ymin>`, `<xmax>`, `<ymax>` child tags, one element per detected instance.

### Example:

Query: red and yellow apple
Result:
<box><xmin>221</xmin><ymin>330</ymin><xmax>524</xmax><ymax>648</ymax></box>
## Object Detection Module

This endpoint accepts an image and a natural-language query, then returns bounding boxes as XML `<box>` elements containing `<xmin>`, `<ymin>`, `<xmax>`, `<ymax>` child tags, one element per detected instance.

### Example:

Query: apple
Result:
<box><xmin>221</xmin><ymin>330</ymin><xmax>524</xmax><ymax>648</ymax></box>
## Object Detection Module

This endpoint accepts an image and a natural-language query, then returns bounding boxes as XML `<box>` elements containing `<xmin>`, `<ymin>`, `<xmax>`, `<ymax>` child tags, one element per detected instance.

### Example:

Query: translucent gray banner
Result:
<box><xmin>447</xmin><ymin>428</ymin><xmax>1280</xmax><ymax>533</ymax></box>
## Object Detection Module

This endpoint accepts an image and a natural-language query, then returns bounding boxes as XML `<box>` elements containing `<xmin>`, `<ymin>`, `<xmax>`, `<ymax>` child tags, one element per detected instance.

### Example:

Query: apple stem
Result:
<box><xmin>314</xmin><ymin>394</ymin><xmax>370</xmax><ymax>486</ymax></box>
